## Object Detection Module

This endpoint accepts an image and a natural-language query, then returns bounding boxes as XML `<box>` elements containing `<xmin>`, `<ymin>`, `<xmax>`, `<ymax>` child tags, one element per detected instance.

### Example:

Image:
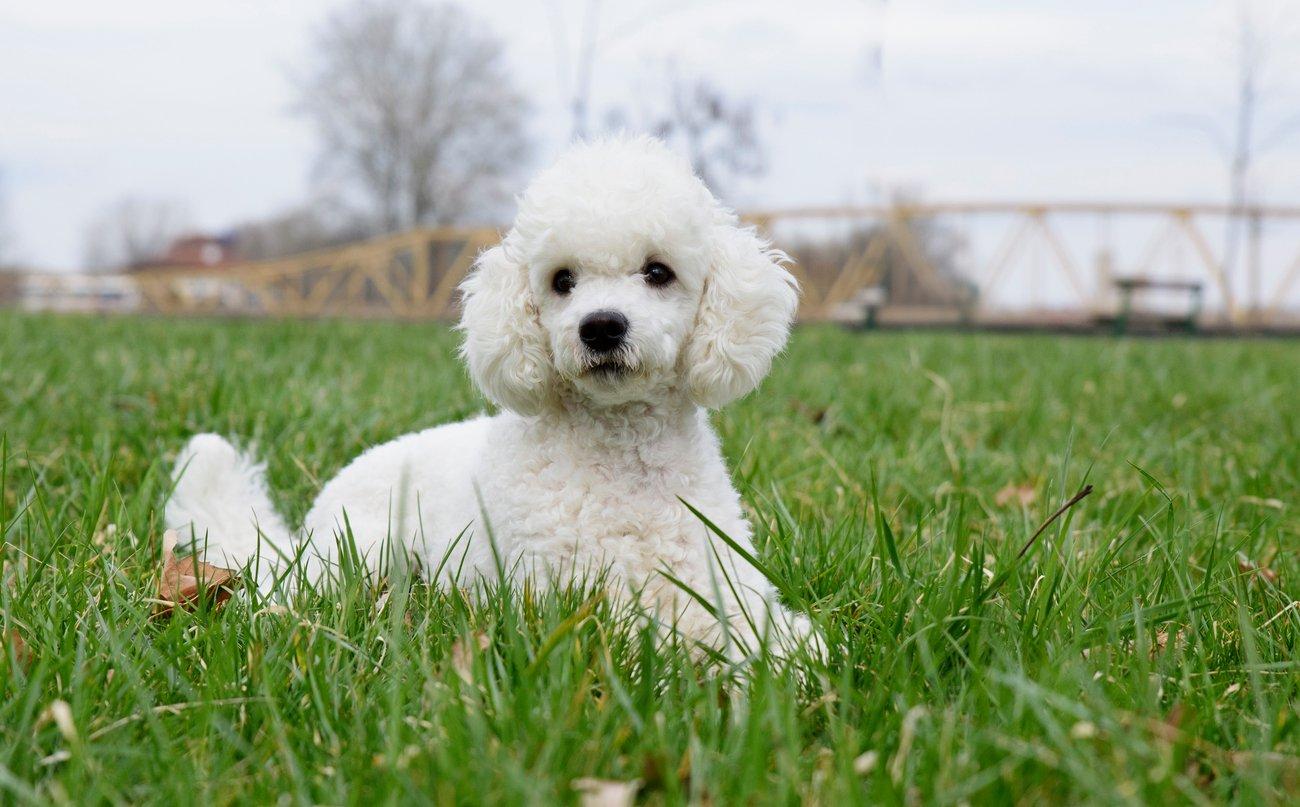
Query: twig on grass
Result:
<box><xmin>1017</xmin><ymin>485</ymin><xmax>1094</xmax><ymax>559</ymax></box>
<box><xmin>979</xmin><ymin>484</ymin><xmax>1096</xmax><ymax>604</ymax></box>
<box><xmin>88</xmin><ymin>697</ymin><xmax>268</xmax><ymax>741</ymax></box>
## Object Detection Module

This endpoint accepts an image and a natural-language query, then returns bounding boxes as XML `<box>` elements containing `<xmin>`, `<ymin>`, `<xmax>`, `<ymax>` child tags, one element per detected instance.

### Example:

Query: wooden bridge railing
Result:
<box><xmin>129</xmin><ymin>226</ymin><xmax>500</xmax><ymax>320</ymax></box>
<box><xmin>22</xmin><ymin>202</ymin><xmax>1300</xmax><ymax>327</ymax></box>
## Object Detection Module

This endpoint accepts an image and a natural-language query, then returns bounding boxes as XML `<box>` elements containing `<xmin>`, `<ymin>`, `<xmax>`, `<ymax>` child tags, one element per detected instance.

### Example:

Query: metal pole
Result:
<box><xmin>1247</xmin><ymin>211</ymin><xmax>1263</xmax><ymax>322</ymax></box>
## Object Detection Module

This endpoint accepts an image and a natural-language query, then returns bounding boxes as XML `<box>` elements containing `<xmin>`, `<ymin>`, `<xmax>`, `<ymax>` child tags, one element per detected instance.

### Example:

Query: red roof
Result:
<box><xmin>131</xmin><ymin>233</ymin><xmax>238</xmax><ymax>271</ymax></box>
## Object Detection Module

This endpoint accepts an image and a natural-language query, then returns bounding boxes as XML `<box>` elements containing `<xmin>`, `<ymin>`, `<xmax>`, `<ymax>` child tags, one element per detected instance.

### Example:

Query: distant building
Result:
<box><xmin>130</xmin><ymin>233</ymin><xmax>239</xmax><ymax>272</ymax></box>
<box><xmin>0</xmin><ymin>271</ymin><xmax>21</xmax><ymax>307</ymax></box>
<box><xmin>20</xmin><ymin>273</ymin><xmax>141</xmax><ymax>313</ymax></box>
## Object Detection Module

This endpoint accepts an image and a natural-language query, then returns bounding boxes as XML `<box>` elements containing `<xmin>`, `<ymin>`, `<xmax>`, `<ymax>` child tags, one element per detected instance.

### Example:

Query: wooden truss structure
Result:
<box><xmin>65</xmin><ymin>203</ymin><xmax>1300</xmax><ymax>327</ymax></box>
<box><xmin>132</xmin><ymin>227</ymin><xmax>500</xmax><ymax>320</ymax></box>
<box><xmin>761</xmin><ymin>202</ymin><xmax>1300</xmax><ymax>326</ymax></box>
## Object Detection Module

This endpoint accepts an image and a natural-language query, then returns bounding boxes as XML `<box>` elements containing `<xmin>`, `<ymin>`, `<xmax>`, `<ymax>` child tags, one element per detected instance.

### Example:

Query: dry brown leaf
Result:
<box><xmin>1147</xmin><ymin>629</ymin><xmax>1185</xmax><ymax>659</ymax></box>
<box><xmin>1163</xmin><ymin>702</ymin><xmax>1187</xmax><ymax>733</ymax></box>
<box><xmin>676</xmin><ymin>749</ymin><xmax>692</xmax><ymax>789</ymax></box>
<box><xmin>1236</xmin><ymin>553</ymin><xmax>1279</xmax><ymax>585</ymax></box>
<box><xmin>450</xmin><ymin>631</ymin><xmax>489</xmax><ymax>683</ymax></box>
<box><xmin>638</xmin><ymin>751</ymin><xmax>690</xmax><ymax>792</ymax></box>
<box><xmin>1125</xmin><ymin>709</ymin><xmax>1300</xmax><ymax>774</ymax></box>
<box><xmin>571</xmin><ymin>778</ymin><xmax>642</xmax><ymax>807</ymax></box>
<box><xmin>5</xmin><ymin>628</ymin><xmax>31</xmax><ymax>669</ymax></box>
<box><xmin>995</xmin><ymin>483</ymin><xmax>1037</xmax><ymax>507</ymax></box>
<box><xmin>153</xmin><ymin>529</ymin><xmax>238</xmax><ymax>618</ymax></box>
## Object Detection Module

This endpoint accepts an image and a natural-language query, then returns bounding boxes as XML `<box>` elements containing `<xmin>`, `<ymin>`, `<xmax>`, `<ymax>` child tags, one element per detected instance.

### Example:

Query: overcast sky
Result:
<box><xmin>3</xmin><ymin>0</ymin><xmax>1300</xmax><ymax>270</ymax></box>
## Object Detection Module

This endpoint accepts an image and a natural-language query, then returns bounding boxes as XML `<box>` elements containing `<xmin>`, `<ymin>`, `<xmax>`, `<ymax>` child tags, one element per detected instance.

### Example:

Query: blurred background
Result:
<box><xmin>3</xmin><ymin>0</ymin><xmax>1300</xmax><ymax>333</ymax></box>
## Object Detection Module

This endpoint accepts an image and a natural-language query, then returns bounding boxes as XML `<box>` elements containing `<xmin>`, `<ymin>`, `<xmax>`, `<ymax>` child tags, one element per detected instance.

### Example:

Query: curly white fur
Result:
<box><xmin>166</xmin><ymin>137</ymin><xmax>813</xmax><ymax>654</ymax></box>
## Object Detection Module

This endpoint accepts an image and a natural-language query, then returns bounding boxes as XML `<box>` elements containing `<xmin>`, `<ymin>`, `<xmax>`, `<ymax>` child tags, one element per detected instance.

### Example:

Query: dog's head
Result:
<box><xmin>459</xmin><ymin>137</ymin><xmax>797</xmax><ymax>414</ymax></box>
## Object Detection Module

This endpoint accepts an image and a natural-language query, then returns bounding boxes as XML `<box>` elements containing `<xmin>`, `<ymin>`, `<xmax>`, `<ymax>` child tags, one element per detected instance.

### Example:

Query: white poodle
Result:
<box><xmin>167</xmin><ymin>137</ymin><xmax>814</xmax><ymax>654</ymax></box>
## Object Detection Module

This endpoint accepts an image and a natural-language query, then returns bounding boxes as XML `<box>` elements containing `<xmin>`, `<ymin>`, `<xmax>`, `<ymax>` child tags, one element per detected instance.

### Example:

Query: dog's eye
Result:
<box><xmin>643</xmin><ymin>261</ymin><xmax>675</xmax><ymax>287</ymax></box>
<box><xmin>551</xmin><ymin>268</ymin><xmax>575</xmax><ymax>295</ymax></box>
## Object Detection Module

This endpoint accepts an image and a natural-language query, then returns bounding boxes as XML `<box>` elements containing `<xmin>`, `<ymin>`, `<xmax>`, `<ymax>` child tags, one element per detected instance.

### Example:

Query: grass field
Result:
<box><xmin>1</xmin><ymin>311</ymin><xmax>1297</xmax><ymax>804</ymax></box>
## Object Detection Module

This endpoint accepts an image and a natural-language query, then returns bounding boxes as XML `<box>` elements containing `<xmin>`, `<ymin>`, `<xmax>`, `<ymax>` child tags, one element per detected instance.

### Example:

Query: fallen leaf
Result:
<box><xmin>789</xmin><ymin>398</ymin><xmax>829</xmax><ymax>424</ymax></box>
<box><xmin>44</xmin><ymin>699</ymin><xmax>78</xmax><ymax>742</ymax></box>
<box><xmin>154</xmin><ymin>529</ymin><xmax>238</xmax><ymax>618</ymax></box>
<box><xmin>1163</xmin><ymin>703</ymin><xmax>1187</xmax><ymax>734</ymax></box>
<box><xmin>675</xmin><ymin>749</ymin><xmax>692</xmax><ymax>788</ymax></box>
<box><xmin>571</xmin><ymin>778</ymin><xmax>642</xmax><ymax>807</ymax></box>
<box><xmin>995</xmin><ymin>483</ymin><xmax>1037</xmax><ymax>507</ymax></box>
<box><xmin>1147</xmin><ymin>629</ymin><xmax>1182</xmax><ymax>659</ymax></box>
<box><xmin>39</xmin><ymin>750</ymin><xmax>71</xmax><ymax>767</ymax></box>
<box><xmin>1236</xmin><ymin>553</ymin><xmax>1279</xmax><ymax>585</ymax></box>
<box><xmin>93</xmin><ymin>523</ymin><xmax>117</xmax><ymax>547</ymax></box>
<box><xmin>639</xmin><ymin>751</ymin><xmax>688</xmax><ymax>792</ymax></box>
<box><xmin>1239</xmin><ymin>496</ymin><xmax>1285</xmax><ymax>511</ymax></box>
<box><xmin>890</xmin><ymin>706</ymin><xmax>926</xmax><ymax>784</ymax></box>
<box><xmin>5</xmin><ymin>628</ymin><xmax>31</xmax><ymax>669</ymax></box>
<box><xmin>853</xmin><ymin>750</ymin><xmax>879</xmax><ymax>775</ymax></box>
<box><xmin>450</xmin><ymin>631</ymin><xmax>489</xmax><ymax>683</ymax></box>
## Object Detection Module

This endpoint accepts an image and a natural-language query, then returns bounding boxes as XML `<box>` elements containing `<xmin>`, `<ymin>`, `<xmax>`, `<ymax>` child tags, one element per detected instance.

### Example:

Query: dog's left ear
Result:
<box><xmin>685</xmin><ymin>222</ymin><xmax>799</xmax><ymax>408</ymax></box>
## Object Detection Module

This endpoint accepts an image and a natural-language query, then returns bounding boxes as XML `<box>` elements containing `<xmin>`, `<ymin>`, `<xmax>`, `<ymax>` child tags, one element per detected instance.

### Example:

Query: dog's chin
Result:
<box><xmin>584</xmin><ymin>360</ymin><xmax>631</xmax><ymax>380</ymax></box>
<box><xmin>568</xmin><ymin>359</ymin><xmax>662</xmax><ymax>405</ymax></box>
<box><xmin>575</xmin><ymin>361</ymin><xmax>637</xmax><ymax>396</ymax></box>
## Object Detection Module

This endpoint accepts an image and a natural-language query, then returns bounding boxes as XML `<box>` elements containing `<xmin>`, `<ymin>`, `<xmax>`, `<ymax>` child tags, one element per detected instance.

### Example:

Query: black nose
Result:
<box><xmin>579</xmin><ymin>310</ymin><xmax>628</xmax><ymax>353</ymax></box>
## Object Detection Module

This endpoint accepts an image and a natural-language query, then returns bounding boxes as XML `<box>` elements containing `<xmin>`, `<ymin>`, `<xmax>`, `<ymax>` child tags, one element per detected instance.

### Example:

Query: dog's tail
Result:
<box><xmin>166</xmin><ymin>434</ymin><xmax>294</xmax><ymax>577</ymax></box>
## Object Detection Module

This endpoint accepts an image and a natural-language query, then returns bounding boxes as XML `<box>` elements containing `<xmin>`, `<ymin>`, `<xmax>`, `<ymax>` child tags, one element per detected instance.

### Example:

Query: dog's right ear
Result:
<box><xmin>458</xmin><ymin>241</ymin><xmax>554</xmax><ymax>415</ymax></box>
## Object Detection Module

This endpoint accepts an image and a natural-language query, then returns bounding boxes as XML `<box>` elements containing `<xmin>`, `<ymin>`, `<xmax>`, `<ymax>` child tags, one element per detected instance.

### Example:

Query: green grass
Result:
<box><xmin>1</xmin><ymin>311</ymin><xmax>1297</xmax><ymax>804</ymax></box>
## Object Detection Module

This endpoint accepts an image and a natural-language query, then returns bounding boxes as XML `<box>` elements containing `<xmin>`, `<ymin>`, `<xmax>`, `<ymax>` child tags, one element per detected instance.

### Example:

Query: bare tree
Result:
<box><xmin>82</xmin><ymin>197</ymin><xmax>190</xmax><ymax>271</ymax></box>
<box><xmin>0</xmin><ymin>170</ymin><xmax>14</xmax><ymax>268</ymax></box>
<box><xmin>606</xmin><ymin>68</ymin><xmax>764</xmax><ymax>196</ymax></box>
<box><xmin>1177</xmin><ymin>1</ymin><xmax>1297</xmax><ymax>311</ymax></box>
<box><xmin>546</xmin><ymin>1</ymin><xmax>709</xmax><ymax>142</ymax></box>
<box><xmin>233</xmin><ymin>198</ymin><xmax>371</xmax><ymax>261</ymax></box>
<box><xmin>1222</xmin><ymin>1</ymin><xmax>1267</xmax><ymax>306</ymax></box>
<box><xmin>296</xmin><ymin>0</ymin><xmax>530</xmax><ymax>234</ymax></box>
<box><xmin>0</xmin><ymin>170</ymin><xmax>17</xmax><ymax>270</ymax></box>
<box><xmin>546</xmin><ymin>0</ymin><xmax>602</xmax><ymax>141</ymax></box>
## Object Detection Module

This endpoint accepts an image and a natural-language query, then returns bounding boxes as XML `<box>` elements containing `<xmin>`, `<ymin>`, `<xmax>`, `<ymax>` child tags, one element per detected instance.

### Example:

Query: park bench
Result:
<box><xmin>1096</xmin><ymin>276</ymin><xmax>1203</xmax><ymax>335</ymax></box>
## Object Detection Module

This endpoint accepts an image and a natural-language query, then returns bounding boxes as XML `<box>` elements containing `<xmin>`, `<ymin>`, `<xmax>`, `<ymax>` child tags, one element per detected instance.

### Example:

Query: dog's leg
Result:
<box><xmin>763</xmin><ymin>602</ymin><xmax>825</xmax><ymax>661</ymax></box>
<box><xmin>290</xmin><ymin>517</ymin><xmax>416</xmax><ymax>593</ymax></box>
<box><xmin>645</xmin><ymin>573</ymin><xmax>822</xmax><ymax>662</ymax></box>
